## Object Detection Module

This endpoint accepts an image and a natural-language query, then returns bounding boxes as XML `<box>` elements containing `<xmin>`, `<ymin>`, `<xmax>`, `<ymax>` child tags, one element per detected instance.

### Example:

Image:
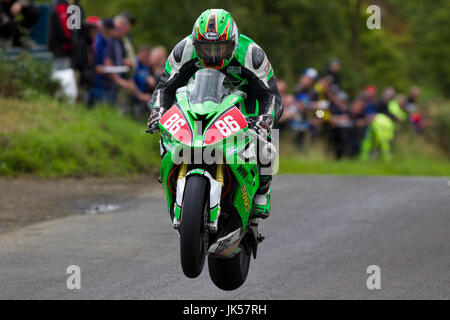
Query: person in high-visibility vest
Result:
<box><xmin>360</xmin><ymin>93</ymin><xmax>407</xmax><ymax>162</ymax></box>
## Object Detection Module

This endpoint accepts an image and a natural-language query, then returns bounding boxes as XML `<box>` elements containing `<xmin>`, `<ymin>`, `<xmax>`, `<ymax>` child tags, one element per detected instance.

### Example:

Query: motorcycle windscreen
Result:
<box><xmin>189</xmin><ymin>69</ymin><xmax>227</xmax><ymax>105</ymax></box>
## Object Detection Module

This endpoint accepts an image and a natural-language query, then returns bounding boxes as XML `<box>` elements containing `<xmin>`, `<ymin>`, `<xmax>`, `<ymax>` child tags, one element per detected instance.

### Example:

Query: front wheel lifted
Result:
<box><xmin>179</xmin><ymin>175</ymin><xmax>209</xmax><ymax>278</ymax></box>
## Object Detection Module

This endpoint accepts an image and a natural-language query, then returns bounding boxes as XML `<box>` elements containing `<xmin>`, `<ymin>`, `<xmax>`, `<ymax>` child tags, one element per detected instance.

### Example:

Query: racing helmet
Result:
<box><xmin>192</xmin><ymin>9</ymin><xmax>239</xmax><ymax>69</ymax></box>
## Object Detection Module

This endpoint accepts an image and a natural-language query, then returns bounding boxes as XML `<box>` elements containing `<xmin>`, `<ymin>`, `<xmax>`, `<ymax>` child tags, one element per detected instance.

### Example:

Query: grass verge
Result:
<box><xmin>0</xmin><ymin>95</ymin><xmax>159</xmax><ymax>177</ymax></box>
<box><xmin>278</xmin><ymin>130</ymin><xmax>450</xmax><ymax>176</ymax></box>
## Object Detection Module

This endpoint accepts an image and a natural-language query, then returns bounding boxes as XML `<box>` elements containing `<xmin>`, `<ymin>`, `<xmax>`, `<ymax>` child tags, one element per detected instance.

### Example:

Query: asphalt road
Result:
<box><xmin>0</xmin><ymin>175</ymin><xmax>449</xmax><ymax>299</ymax></box>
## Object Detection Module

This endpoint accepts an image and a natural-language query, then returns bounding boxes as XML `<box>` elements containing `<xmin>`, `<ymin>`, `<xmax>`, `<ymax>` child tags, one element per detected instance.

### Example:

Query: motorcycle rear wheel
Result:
<box><xmin>208</xmin><ymin>244</ymin><xmax>251</xmax><ymax>291</ymax></box>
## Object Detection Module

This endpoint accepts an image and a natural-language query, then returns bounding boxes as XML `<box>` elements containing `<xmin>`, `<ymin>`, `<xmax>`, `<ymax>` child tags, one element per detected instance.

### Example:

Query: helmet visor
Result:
<box><xmin>194</xmin><ymin>39</ymin><xmax>235</xmax><ymax>67</ymax></box>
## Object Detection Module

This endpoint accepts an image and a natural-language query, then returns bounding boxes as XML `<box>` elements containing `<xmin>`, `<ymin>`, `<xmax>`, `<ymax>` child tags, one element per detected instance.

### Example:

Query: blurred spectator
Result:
<box><xmin>119</xmin><ymin>11</ymin><xmax>137</xmax><ymax>72</ymax></box>
<box><xmin>323</xmin><ymin>58</ymin><xmax>341</xmax><ymax>90</ymax></box>
<box><xmin>132</xmin><ymin>45</ymin><xmax>152</xmax><ymax>95</ymax></box>
<box><xmin>406</xmin><ymin>86</ymin><xmax>420</xmax><ymax>113</ymax></box>
<box><xmin>360</xmin><ymin>111</ymin><xmax>395</xmax><ymax>162</ymax></box>
<box><xmin>150</xmin><ymin>45</ymin><xmax>167</xmax><ymax>82</ymax></box>
<box><xmin>130</xmin><ymin>45</ymin><xmax>154</xmax><ymax>118</ymax></box>
<box><xmin>388</xmin><ymin>94</ymin><xmax>408</xmax><ymax>122</ymax></box>
<box><xmin>290</xmin><ymin>69</ymin><xmax>318</xmax><ymax>147</ymax></box>
<box><xmin>0</xmin><ymin>0</ymin><xmax>40</xmax><ymax>47</ymax></box>
<box><xmin>103</xmin><ymin>14</ymin><xmax>132</xmax><ymax>105</ymax></box>
<box><xmin>71</xmin><ymin>16</ymin><xmax>100</xmax><ymax>104</ymax></box>
<box><xmin>376</xmin><ymin>87</ymin><xmax>396</xmax><ymax>116</ymax></box>
<box><xmin>294</xmin><ymin>68</ymin><xmax>318</xmax><ymax>111</ymax></box>
<box><xmin>362</xmin><ymin>85</ymin><xmax>377</xmax><ymax>117</ymax></box>
<box><xmin>313</xmin><ymin>75</ymin><xmax>332</xmax><ymax>104</ymax></box>
<box><xmin>87</xmin><ymin>17</ymin><xmax>114</xmax><ymax>107</ymax></box>
<box><xmin>103</xmin><ymin>15</ymin><xmax>150</xmax><ymax>109</ymax></box>
<box><xmin>406</xmin><ymin>86</ymin><xmax>428</xmax><ymax>132</ymax></box>
<box><xmin>120</xmin><ymin>10</ymin><xmax>136</xmax><ymax>26</ymax></box>
<box><xmin>361</xmin><ymin>92</ymin><xmax>406</xmax><ymax>162</ymax></box>
<box><xmin>329</xmin><ymin>90</ymin><xmax>351</xmax><ymax>158</ymax></box>
<box><xmin>48</xmin><ymin>0</ymin><xmax>83</xmax><ymax>57</ymax></box>
<box><xmin>311</xmin><ymin>75</ymin><xmax>333</xmax><ymax>134</ymax></box>
<box><xmin>348</xmin><ymin>98</ymin><xmax>369</xmax><ymax>156</ymax></box>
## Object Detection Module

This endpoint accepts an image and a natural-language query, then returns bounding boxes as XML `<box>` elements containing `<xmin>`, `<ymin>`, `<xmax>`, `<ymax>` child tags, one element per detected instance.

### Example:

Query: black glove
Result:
<box><xmin>252</xmin><ymin>114</ymin><xmax>273</xmax><ymax>137</ymax></box>
<box><xmin>146</xmin><ymin>107</ymin><xmax>165</xmax><ymax>134</ymax></box>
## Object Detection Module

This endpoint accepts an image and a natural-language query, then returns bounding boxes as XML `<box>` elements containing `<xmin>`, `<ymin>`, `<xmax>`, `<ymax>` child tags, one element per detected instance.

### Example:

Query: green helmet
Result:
<box><xmin>192</xmin><ymin>9</ymin><xmax>239</xmax><ymax>69</ymax></box>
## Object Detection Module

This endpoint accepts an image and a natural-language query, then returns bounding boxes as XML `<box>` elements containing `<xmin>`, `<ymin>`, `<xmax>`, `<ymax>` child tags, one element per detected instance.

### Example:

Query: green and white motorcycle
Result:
<box><xmin>154</xmin><ymin>68</ymin><xmax>274</xmax><ymax>291</ymax></box>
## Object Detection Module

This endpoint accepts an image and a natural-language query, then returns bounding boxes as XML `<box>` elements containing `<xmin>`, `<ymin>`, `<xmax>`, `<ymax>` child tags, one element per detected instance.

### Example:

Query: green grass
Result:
<box><xmin>0</xmin><ymin>95</ymin><xmax>159</xmax><ymax>177</ymax></box>
<box><xmin>278</xmin><ymin>131</ymin><xmax>450</xmax><ymax>177</ymax></box>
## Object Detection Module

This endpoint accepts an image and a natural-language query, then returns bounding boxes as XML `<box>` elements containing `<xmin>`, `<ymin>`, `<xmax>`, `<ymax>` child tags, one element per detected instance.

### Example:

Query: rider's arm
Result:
<box><xmin>148</xmin><ymin>37</ymin><xmax>198</xmax><ymax>110</ymax></box>
<box><xmin>243</xmin><ymin>43</ymin><xmax>283</xmax><ymax>123</ymax></box>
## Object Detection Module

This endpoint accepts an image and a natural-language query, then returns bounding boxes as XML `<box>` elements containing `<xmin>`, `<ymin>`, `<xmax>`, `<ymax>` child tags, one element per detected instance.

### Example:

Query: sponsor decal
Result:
<box><xmin>241</xmin><ymin>185</ymin><xmax>250</xmax><ymax>212</ymax></box>
<box><xmin>204</xmin><ymin>32</ymin><xmax>220</xmax><ymax>40</ymax></box>
<box><xmin>227</xmin><ymin>66</ymin><xmax>241</xmax><ymax>74</ymax></box>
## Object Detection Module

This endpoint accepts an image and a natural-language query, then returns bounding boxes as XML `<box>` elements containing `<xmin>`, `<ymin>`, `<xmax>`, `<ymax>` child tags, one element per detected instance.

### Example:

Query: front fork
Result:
<box><xmin>172</xmin><ymin>164</ymin><xmax>224</xmax><ymax>233</ymax></box>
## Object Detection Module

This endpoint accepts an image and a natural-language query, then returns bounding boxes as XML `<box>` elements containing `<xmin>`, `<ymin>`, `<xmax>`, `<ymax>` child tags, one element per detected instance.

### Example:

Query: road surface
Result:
<box><xmin>0</xmin><ymin>175</ymin><xmax>449</xmax><ymax>299</ymax></box>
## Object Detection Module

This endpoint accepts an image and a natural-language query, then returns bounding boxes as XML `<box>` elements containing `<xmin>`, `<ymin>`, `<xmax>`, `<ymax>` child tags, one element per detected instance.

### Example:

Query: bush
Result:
<box><xmin>428</xmin><ymin>103</ymin><xmax>450</xmax><ymax>156</ymax></box>
<box><xmin>0</xmin><ymin>52</ymin><xmax>61</xmax><ymax>98</ymax></box>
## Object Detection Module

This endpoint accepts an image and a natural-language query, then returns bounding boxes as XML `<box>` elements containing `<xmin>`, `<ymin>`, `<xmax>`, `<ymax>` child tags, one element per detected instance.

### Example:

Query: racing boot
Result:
<box><xmin>252</xmin><ymin>175</ymin><xmax>271</xmax><ymax>219</ymax></box>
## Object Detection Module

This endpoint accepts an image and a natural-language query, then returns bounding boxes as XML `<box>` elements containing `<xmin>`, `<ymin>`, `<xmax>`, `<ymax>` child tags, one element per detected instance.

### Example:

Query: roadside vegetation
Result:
<box><xmin>0</xmin><ymin>52</ymin><xmax>60</xmax><ymax>99</ymax></box>
<box><xmin>0</xmin><ymin>95</ymin><xmax>159</xmax><ymax>177</ymax></box>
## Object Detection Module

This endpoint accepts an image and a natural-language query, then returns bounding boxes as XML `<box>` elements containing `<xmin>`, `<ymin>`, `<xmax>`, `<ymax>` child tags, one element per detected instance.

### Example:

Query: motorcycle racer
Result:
<box><xmin>146</xmin><ymin>8</ymin><xmax>283</xmax><ymax>219</ymax></box>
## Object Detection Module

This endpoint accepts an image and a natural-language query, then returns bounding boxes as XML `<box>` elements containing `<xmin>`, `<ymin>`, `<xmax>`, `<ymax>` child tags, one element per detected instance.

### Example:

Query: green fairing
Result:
<box><xmin>158</xmin><ymin>71</ymin><xmax>261</xmax><ymax>230</ymax></box>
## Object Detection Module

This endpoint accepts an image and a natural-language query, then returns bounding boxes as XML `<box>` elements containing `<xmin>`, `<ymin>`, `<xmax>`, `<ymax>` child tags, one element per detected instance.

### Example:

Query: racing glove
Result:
<box><xmin>146</xmin><ymin>107</ymin><xmax>166</xmax><ymax>134</ymax></box>
<box><xmin>253</xmin><ymin>114</ymin><xmax>273</xmax><ymax>137</ymax></box>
